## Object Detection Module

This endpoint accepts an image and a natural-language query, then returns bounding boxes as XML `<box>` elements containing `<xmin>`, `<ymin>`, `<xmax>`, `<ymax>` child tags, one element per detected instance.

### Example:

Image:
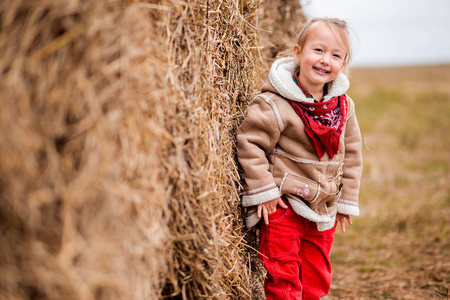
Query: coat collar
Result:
<box><xmin>267</xmin><ymin>57</ymin><xmax>350</xmax><ymax>103</ymax></box>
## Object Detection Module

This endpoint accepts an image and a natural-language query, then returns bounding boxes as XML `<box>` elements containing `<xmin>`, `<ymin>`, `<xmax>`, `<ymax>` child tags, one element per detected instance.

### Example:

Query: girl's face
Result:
<box><xmin>293</xmin><ymin>22</ymin><xmax>346</xmax><ymax>92</ymax></box>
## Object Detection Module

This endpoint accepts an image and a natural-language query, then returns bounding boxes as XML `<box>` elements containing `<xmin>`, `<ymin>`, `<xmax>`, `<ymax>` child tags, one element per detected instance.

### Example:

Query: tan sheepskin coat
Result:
<box><xmin>237</xmin><ymin>57</ymin><xmax>363</xmax><ymax>231</ymax></box>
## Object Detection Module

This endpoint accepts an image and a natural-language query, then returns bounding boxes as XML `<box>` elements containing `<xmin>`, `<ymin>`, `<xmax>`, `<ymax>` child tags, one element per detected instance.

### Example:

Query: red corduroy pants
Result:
<box><xmin>258</xmin><ymin>199</ymin><xmax>337</xmax><ymax>300</ymax></box>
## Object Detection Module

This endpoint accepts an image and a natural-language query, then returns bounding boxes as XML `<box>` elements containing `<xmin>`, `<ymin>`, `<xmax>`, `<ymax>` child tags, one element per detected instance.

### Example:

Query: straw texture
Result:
<box><xmin>0</xmin><ymin>0</ymin><xmax>303</xmax><ymax>299</ymax></box>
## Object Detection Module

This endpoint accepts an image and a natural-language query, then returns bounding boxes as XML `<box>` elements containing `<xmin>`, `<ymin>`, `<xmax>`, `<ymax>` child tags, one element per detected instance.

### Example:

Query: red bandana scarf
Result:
<box><xmin>288</xmin><ymin>71</ymin><xmax>348</xmax><ymax>160</ymax></box>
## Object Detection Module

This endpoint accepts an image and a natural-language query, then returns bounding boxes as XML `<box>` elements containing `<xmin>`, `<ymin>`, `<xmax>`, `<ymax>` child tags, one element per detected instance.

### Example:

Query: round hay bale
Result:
<box><xmin>0</xmin><ymin>0</ymin><xmax>304</xmax><ymax>299</ymax></box>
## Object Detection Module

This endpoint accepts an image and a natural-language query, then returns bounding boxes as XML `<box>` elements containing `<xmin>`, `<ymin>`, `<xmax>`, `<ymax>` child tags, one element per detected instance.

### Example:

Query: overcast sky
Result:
<box><xmin>300</xmin><ymin>0</ymin><xmax>450</xmax><ymax>67</ymax></box>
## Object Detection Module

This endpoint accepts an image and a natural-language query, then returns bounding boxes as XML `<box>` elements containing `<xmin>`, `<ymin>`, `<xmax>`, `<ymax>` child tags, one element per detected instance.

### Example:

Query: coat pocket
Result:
<box><xmin>279</xmin><ymin>172</ymin><xmax>320</xmax><ymax>203</ymax></box>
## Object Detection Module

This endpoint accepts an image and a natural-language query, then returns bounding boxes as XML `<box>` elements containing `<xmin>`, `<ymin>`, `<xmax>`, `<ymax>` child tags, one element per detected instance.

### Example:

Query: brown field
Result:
<box><xmin>1</xmin><ymin>1</ymin><xmax>448</xmax><ymax>298</ymax></box>
<box><xmin>328</xmin><ymin>65</ymin><xmax>450</xmax><ymax>299</ymax></box>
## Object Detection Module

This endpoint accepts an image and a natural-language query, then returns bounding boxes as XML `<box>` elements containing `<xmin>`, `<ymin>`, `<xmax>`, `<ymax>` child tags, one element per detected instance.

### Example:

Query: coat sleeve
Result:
<box><xmin>338</xmin><ymin>96</ymin><xmax>363</xmax><ymax>216</ymax></box>
<box><xmin>236</xmin><ymin>94</ymin><xmax>282</xmax><ymax>207</ymax></box>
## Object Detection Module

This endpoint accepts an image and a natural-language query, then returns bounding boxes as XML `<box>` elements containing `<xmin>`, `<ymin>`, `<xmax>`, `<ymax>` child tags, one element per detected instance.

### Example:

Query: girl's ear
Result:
<box><xmin>293</xmin><ymin>44</ymin><xmax>302</xmax><ymax>63</ymax></box>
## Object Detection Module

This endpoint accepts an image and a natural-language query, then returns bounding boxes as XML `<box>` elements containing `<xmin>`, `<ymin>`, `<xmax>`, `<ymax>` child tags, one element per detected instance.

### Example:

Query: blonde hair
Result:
<box><xmin>296</xmin><ymin>18</ymin><xmax>352</xmax><ymax>73</ymax></box>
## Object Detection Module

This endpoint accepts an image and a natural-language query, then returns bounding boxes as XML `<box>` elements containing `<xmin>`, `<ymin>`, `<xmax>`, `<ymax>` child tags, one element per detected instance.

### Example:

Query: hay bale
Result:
<box><xmin>1</xmin><ymin>1</ymin><xmax>170</xmax><ymax>299</ymax></box>
<box><xmin>0</xmin><ymin>0</ymin><xmax>304</xmax><ymax>299</ymax></box>
<box><xmin>259</xmin><ymin>0</ymin><xmax>306</xmax><ymax>73</ymax></box>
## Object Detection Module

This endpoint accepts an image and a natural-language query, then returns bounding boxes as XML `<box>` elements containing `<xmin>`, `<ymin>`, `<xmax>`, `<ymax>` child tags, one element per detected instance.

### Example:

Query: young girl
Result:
<box><xmin>237</xmin><ymin>18</ymin><xmax>363</xmax><ymax>299</ymax></box>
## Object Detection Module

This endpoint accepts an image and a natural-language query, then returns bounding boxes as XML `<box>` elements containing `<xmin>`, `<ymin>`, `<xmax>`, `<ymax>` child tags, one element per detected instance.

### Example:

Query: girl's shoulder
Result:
<box><xmin>345</xmin><ymin>94</ymin><xmax>356</xmax><ymax>120</ymax></box>
<box><xmin>251</xmin><ymin>91</ymin><xmax>295</xmax><ymax>112</ymax></box>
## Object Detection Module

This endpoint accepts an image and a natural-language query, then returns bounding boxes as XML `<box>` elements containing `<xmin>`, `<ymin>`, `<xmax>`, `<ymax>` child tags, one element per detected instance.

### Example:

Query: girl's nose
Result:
<box><xmin>321</xmin><ymin>57</ymin><xmax>330</xmax><ymax>66</ymax></box>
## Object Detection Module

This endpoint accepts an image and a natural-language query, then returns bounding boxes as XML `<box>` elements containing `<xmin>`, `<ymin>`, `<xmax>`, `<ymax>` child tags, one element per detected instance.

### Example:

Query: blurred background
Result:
<box><xmin>0</xmin><ymin>0</ymin><xmax>448</xmax><ymax>299</ymax></box>
<box><xmin>301</xmin><ymin>0</ymin><xmax>450</xmax><ymax>67</ymax></box>
<box><xmin>301</xmin><ymin>0</ymin><xmax>450</xmax><ymax>298</ymax></box>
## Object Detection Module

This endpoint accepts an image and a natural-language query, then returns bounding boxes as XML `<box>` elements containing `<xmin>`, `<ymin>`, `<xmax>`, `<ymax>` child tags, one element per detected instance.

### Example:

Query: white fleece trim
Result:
<box><xmin>244</xmin><ymin>202</ymin><xmax>337</xmax><ymax>231</ymax></box>
<box><xmin>245</xmin><ymin>182</ymin><xmax>277</xmax><ymax>195</ymax></box>
<box><xmin>286</xmin><ymin>196</ymin><xmax>334</xmax><ymax>223</ymax></box>
<box><xmin>337</xmin><ymin>200</ymin><xmax>360</xmax><ymax>216</ymax></box>
<box><xmin>287</xmin><ymin>196</ymin><xmax>336</xmax><ymax>232</ymax></box>
<box><xmin>323</xmin><ymin>73</ymin><xmax>350</xmax><ymax>101</ymax></box>
<box><xmin>268</xmin><ymin>57</ymin><xmax>350</xmax><ymax>103</ymax></box>
<box><xmin>245</xmin><ymin>213</ymin><xmax>261</xmax><ymax>229</ymax></box>
<box><xmin>317</xmin><ymin>217</ymin><xmax>336</xmax><ymax>231</ymax></box>
<box><xmin>242</xmin><ymin>187</ymin><xmax>281</xmax><ymax>207</ymax></box>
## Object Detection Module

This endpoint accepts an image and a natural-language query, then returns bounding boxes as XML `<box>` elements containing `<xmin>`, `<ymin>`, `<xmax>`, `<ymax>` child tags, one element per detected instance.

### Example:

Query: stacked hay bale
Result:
<box><xmin>0</xmin><ymin>0</ymin><xmax>303</xmax><ymax>299</ymax></box>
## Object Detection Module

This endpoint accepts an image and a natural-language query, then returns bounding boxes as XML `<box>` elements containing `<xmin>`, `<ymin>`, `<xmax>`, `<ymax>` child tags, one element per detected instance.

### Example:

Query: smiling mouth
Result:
<box><xmin>313</xmin><ymin>67</ymin><xmax>330</xmax><ymax>74</ymax></box>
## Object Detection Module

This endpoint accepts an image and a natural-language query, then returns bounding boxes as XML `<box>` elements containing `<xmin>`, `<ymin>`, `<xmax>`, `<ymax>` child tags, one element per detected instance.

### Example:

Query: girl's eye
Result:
<box><xmin>333</xmin><ymin>54</ymin><xmax>342</xmax><ymax>59</ymax></box>
<box><xmin>314</xmin><ymin>48</ymin><xmax>323</xmax><ymax>53</ymax></box>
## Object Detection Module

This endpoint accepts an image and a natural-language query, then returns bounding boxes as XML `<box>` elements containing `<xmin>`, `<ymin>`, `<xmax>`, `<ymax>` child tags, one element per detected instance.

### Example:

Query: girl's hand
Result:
<box><xmin>257</xmin><ymin>197</ymin><xmax>288</xmax><ymax>225</ymax></box>
<box><xmin>336</xmin><ymin>213</ymin><xmax>352</xmax><ymax>232</ymax></box>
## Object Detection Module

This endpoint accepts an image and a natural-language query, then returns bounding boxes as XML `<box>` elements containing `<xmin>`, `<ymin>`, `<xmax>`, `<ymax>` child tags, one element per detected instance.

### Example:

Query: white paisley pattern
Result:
<box><xmin>309</xmin><ymin>101</ymin><xmax>343</xmax><ymax>130</ymax></box>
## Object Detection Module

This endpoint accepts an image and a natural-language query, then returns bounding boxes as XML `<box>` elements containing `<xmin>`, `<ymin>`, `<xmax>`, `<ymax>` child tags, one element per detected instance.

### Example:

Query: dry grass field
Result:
<box><xmin>328</xmin><ymin>65</ymin><xmax>450</xmax><ymax>299</ymax></box>
<box><xmin>2</xmin><ymin>1</ymin><xmax>448</xmax><ymax>298</ymax></box>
